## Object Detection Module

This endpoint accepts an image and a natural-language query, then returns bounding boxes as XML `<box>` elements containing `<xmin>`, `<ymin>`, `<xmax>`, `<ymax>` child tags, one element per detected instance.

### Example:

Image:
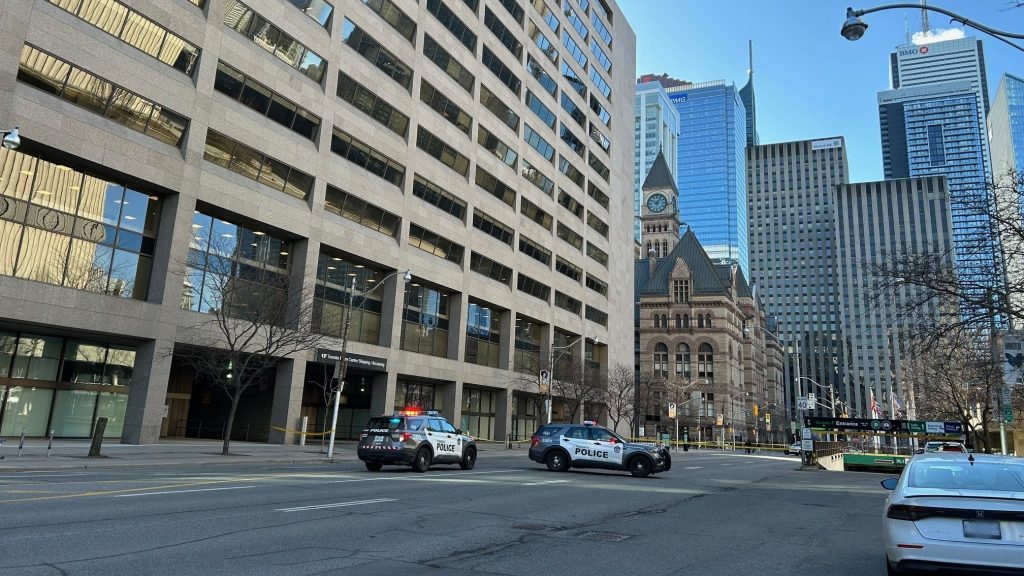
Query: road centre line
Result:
<box><xmin>115</xmin><ymin>485</ymin><xmax>257</xmax><ymax>498</ymax></box>
<box><xmin>684</xmin><ymin>466</ymin><xmax>703</xmax><ymax>469</ymax></box>
<box><xmin>277</xmin><ymin>498</ymin><xmax>397</xmax><ymax>512</ymax></box>
<box><xmin>328</xmin><ymin>469</ymin><xmax>518</xmax><ymax>483</ymax></box>
<box><xmin>521</xmin><ymin>480</ymin><xmax>570</xmax><ymax>486</ymax></box>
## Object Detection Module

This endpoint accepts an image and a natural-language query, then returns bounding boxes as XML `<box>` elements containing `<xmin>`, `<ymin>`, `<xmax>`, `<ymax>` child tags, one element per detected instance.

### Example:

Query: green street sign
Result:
<box><xmin>908</xmin><ymin>421</ymin><xmax>926</xmax><ymax>433</ymax></box>
<box><xmin>1005</xmin><ymin>407</ymin><xmax>1014</xmax><ymax>424</ymax></box>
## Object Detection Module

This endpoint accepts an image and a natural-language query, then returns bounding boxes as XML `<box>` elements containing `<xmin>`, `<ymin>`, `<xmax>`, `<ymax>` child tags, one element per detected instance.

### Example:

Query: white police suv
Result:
<box><xmin>357</xmin><ymin>409</ymin><xmax>477</xmax><ymax>472</ymax></box>
<box><xmin>528</xmin><ymin>421</ymin><xmax>671</xmax><ymax>478</ymax></box>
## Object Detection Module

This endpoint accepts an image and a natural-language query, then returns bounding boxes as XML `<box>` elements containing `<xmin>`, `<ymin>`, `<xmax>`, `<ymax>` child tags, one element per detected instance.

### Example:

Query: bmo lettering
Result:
<box><xmin>575</xmin><ymin>447</ymin><xmax>608</xmax><ymax>458</ymax></box>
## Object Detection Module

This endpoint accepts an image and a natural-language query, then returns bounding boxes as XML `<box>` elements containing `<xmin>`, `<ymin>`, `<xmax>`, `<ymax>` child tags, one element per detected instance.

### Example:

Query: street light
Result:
<box><xmin>1</xmin><ymin>127</ymin><xmax>21</xmax><ymax>150</ymax></box>
<box><xmin>841</xmin><ymin>5</ymin><xmax>1024</xmax><ymax>52</ymax></box>
<box><xmin>326</xmin><ymin>268</ymin><xmax>411</xmax><ymax>458</ymax></box>
<box><xmin>545</xmin><ymin>334</ymin><xmax>598</xmax><ymax>424</ymax></box>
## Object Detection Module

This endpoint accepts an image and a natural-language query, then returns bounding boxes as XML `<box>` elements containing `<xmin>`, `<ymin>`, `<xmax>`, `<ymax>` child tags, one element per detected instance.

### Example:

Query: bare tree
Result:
<box><xmin>603</xmin><ymin>364</ymin><xmax>635</xmax><ymax>433</ymax></box>
<box><xmin>174</xmin><ymin>238</ymin><xmax>325</xmax><ymax>455</ymax></box>
<box><xmin>552</xmin><ymin>357</ymin><xmax>604</xmax><ymax>422</ymax></box>
<box><xmin>900</xmin><ymin>326</ymin><xmax>1002</xmax><ymax>452</ymax></box>
<box><xmin>632</xmin><ymin>371</ymin><xmax>662</xmax><ymax>437</ymax></box>
<box><xmin>869</xmin><ymin>170</ymin><xmax>1024</xmax><ymax>338</ymax></box>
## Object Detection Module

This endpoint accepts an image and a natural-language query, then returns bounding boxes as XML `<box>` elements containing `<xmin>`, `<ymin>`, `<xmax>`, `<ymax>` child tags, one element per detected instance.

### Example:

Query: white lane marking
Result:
<box><xmin>720</xmin><ymin>463</ymin><xmax>734</xmax><ymax>466</ymax></box>
<box><xmin>328</xmin><ymin>469</ymin><xmax>517</xmax><ymax>483</ymax></box>
<box><xmin>521</xmin><ymin>479</ymin><xmax>570</xmax><ymax>486</ymax></box>
<box><xmin>684</xmin><ymin>466</ymin><xmax>703</xmax><ymax>470</ymax></box>
<box><xmin>115</xmin><ymin>485</ymin><xmax>257</xmax><ymax>498</ymax></box>
<box><xmin>277</xmin><ymin>498</ymin><xmax>397</xmax><ymax>512</ymax></box>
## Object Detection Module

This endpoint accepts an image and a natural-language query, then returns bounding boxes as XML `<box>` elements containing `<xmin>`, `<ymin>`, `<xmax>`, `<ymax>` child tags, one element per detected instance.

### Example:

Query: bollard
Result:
<box><xmin>0</xmin><ymin>435</ymin><xmax>4</xmax><ymax>460</ymax></box>
<box><xmin>88</xmin><ymin>417</ymin><xmax>108</xmax><ymax>458</ymax></box>
<box><xmin>47</xmin><ymin>429</ymin><xmax>54</xmax><ymax>458</ymax></box>
<box><xmin>299</xmin><ymin>416</ymin><xmax>308</xmax><ymax>447</ymax></box>
<box><xmin>18</xmin><ymin>428</ymin><xmax>25</xmax><ymax>458</ymax></box>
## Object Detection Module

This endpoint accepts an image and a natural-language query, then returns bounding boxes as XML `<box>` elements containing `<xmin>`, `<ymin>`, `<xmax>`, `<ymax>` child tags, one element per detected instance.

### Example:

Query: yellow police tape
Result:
<box><xmin>269</xmin><ymin>425</ymin><xmax>335</xmax><ymax>437</ymax></box>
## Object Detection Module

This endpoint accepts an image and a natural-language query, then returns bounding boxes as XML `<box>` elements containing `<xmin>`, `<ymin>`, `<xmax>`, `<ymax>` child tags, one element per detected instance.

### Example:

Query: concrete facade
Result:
<box><xmin>0</xmin><ymin>0</ymin><xmax>636</xmax><ymax>444</ymax></box>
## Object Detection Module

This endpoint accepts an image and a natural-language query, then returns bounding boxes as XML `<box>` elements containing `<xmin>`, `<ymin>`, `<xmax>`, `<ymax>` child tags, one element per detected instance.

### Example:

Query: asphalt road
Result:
<box><xmin>0</xmin><ymin>450</ymin><xmax>890</xmax><ymax>576</ymax></box>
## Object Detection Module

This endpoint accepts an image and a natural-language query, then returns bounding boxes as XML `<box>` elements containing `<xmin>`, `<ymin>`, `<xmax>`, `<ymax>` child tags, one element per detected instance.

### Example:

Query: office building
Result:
<box><xmin>747</xmin><ymin>137</ymin><xmax>851</xmax><ymax>423</ymax></box>
<box><xmin>879</xmin><ymin>81</ymin><xmax>999</xmax><ymax>319</ymax></box>
<box><xmin>633</xmin><ymin>78</ymin><xmax>679</xmax><ymax>241</ymax></box>
<box><xmin>0</xmin><ymin>0</ymin><xmax>635</xmax><ymax>443</ymax></box>
<box><xmin>834</xmin><ymin>177</ymin><xmax>955</xmax><ymax>416</ymax></box>
<box><xmin>990</xmin><ymin>73</ymin><xmax>1024</xmax><ymax>326</ymax></box>
<box><xmin>661</xmin><ymin>79</ymin><xmax>748</xmax><ymax>277</ymax></box>
<box><xmin>738</xmin><ymin>40</ymin><xmax>758</xmax><ymax>147</ymax></box>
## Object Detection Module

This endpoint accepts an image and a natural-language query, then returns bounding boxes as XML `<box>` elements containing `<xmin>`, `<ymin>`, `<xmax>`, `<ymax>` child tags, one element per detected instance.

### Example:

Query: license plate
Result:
<box><xmin>963</xmin><ymin>520</ymin><xmax>1001</xmax><ymax>540</ymax></box>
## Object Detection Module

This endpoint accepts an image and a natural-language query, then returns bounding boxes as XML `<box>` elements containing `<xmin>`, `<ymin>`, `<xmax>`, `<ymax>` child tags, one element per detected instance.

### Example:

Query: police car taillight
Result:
<box><xmin>531</xmin><ymin>435</ymin><xmax>540</xmax><ymax>447</ymax></box>
<box><xmin>400</xmin><ymin>432</ymin><xmax>413</xmax><ymax>443</ymax></box>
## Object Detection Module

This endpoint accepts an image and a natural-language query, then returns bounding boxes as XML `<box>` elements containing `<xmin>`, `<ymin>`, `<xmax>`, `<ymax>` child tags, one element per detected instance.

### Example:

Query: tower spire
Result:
<box><xmin>920</xmin><ymin>0</ymin><xmax>930</xmax><ymax>36</ymax></box>
<box><xmin>747</xmin><ymin>39</ymin><xmax>753</xmax><ymax>78</ymax></box>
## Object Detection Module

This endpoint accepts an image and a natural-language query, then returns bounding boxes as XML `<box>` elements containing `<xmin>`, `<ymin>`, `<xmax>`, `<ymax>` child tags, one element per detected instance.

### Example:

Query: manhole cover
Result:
<box><xmin>576</xmin><ymin>531</ymin><xmax>632</xmax><ymax>542</ymax></box>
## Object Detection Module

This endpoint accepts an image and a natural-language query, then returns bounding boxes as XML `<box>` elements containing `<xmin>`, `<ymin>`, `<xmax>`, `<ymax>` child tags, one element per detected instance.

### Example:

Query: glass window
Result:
<box><xmin>51</xmin><ymin>389</ymin><xmax>99</xmax><ymax>437</ymax></box>
<box><xmin>10</xmin><ymin>334</ymin><xmax>63</xmax><ymax>380</ymax></box>
<box><xmin>422</xmin><ymin>34</ymin><xmax>475</xmax><ymax>94</ymax></box>
<box><xmin>0</xmin><ymin>387</ymin><xmax>54</xmax><ymax>436</ymax></box>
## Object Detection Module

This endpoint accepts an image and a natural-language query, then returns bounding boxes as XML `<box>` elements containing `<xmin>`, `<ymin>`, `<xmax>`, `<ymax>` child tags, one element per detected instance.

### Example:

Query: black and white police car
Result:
<box><xmin>357</xmin><ymin>409</ymin><xmax>477</xmax><ymax>473</ymax></box>
<box><xmin>528</xmin><ymin>421</ymin><xmax>671</xmax><ymax>478</ymax></box>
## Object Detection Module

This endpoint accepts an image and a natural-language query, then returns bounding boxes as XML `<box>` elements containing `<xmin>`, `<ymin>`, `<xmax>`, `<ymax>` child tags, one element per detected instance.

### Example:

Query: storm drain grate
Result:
<box><xmin>576</xmin><ymin>531</ymin><xmax>632</xmax><ymax>542</ymax></box>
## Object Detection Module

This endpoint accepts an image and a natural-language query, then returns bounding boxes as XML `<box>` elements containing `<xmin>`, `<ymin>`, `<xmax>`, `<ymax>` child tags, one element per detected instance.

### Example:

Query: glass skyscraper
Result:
<box><xmin>664</xmin><ymin>80</ymin><xmax>748</xmax><ymax>277</ymax></box>
<box><xmin>634</xmin><ymin>79</ymin><xmax>680</xmax><ymax>241</ymax></box>
<box><xmin>989</xmin><ymin>73</ymin><xmax>1024</xmax><ymax>320</ymax></box>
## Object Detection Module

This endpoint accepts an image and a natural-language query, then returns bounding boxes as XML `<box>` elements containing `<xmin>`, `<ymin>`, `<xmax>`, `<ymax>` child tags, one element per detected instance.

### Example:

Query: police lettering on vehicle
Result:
<box><xmin>437</xmin><ymin>442</ymin><xmax>457</xmax><ymax>453</ymax></box>
<box><xmin>368</xmin><ymin>429</ymin><xmax>392</xmax><ymax>433</ymax></box>
<box><xmin>575</xmin><ymin>447</ymin><xmax>609</xmax><ymax>459</ymax></box>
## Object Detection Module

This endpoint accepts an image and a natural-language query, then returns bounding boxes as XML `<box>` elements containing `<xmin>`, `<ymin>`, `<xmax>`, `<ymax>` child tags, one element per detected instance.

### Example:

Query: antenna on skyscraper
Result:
<box><xmin>747</xmin><ymin>39</ymin><xmax>753</xmax><ymax>78</ymax></box>
<box><xmin>904</xmin><ymin>11</ymin><xmax>911</xmax><ymax>45</ymax></box>
<box><xmin>920</xmin><ymin>0</ymin><xmax>930</xmax><ymax>35</ymax></box>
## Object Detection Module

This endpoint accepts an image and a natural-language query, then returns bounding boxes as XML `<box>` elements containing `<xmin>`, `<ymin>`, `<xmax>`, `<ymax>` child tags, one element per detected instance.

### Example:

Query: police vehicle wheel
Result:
<box><xmin>545</xmin><ymin>450</ymin><xmax>569</xmax><ymax>472</ymax></box>
<box><xmin>364</xmin><ymin>462</ymin><xmax>383</xmax><ymax>471</ymax></box>
<box><xmin>662</xmin><ymin>451</ymin><xmax>672</xmax><ymax>471</ymax></box>
<box><xmin>628</xmin><ymin>456</ymin><xmax>652</xmax><ymax>478</ymax></box>
<box><xmin>459</xmin><ymin>447</ymin><xmax>476</xmax><ymax>470</ymax></box>
<box><xmin>412</xmin><ymin>448</ymin><xmax>431</xmax><ymax>473</ymax></box>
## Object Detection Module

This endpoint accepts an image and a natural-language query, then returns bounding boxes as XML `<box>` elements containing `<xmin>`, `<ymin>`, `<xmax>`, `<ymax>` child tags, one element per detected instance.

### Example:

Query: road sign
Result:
<box><xmin>668</xmin><ymin>403</ymin><xmax>677</xmax><ymax>419</ymax></box>
<box><xmin>1005</xmin><ymin>407</ymin><xmax>1014</xmax><ymax>423</ymax></box>
<box><xmin>539</xmin><ymin>369</ymin><xmax>550</xmax><ymax>384</ymax></box>
<box><xmin>807</xmin><ymin>394</ymin><xmax>816</xmax><ymax>409</ymax></box>
<box><xmin>716</xmin><ymin>413</ymin><xmax>724</xmax><ymax>426</ymax></box>
<box><xmin>797</xmin><ymin>397</ymin><xmax>809</xmax><ymax>410</ymax></box>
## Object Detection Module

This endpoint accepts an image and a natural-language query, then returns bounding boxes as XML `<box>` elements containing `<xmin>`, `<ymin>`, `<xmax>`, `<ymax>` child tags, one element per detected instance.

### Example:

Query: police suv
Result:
<box><xmin>357</xmin><ymin>409</ymin><xmax>477</xmax><ymax>473</ymax></box>
<box><xmin>528</xmin><ymin>421</ymin><xmax>671</xmax><ymax>478</ymax></box>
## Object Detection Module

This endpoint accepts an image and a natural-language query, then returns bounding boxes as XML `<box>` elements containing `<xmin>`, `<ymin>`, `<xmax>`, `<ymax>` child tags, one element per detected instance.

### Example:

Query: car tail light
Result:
<box><xmin>359</xmin><ymin>433</ymin><xmax>367</xmax><ymax>440</ymax></box>
<box><xmin>887</xmin><ymin>504</ymin><xmax>936</xmax><ymax>521</ymax></box>
<box><xmin>531</xmin><ymin>435</ymin><xmax>540</xmax><ymax>447</ymax></box>
<box><xmin>400</xmin><ymin>432</ymin><xmax>413</xmax><ymax>443</ymax></box>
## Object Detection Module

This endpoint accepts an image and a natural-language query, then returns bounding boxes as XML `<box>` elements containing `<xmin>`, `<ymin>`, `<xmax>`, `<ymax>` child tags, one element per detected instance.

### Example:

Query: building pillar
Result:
<box><xmin>439</xmin><ymin>379</ymin><xmax>464</xmax><ymax>426</ymax></box>
<box><xmin>494</xmin><ymin>388</ymin><xmax>513</xmax><ymax>443</ymax></box>
<box><xmin>379</xmin><ymin>270</ymin><xmax>404</xmax><ymax>349</ymax></box>
<box><xmin>121</xmin><ymin>339</ymin><xmax>173</xmax><ymax>444</ymax></box>
<box><xmin>448</xmin><ymin>292</ymin><xmax>468</xmax><ymax>362</ymax></box>
<box><xmin>370</xmin><ymin>371</ymin><xmax>397</xmax><ymax>416</ymax></box>
<box><xmin>498</xmin><ymin>308</ymin><xmax>514</xmax><ymax>370</ymax></box>
<box><xmin>268</xmin><ymin>357</ymin><xmax>305</xmax><ymax>445</ymax></box>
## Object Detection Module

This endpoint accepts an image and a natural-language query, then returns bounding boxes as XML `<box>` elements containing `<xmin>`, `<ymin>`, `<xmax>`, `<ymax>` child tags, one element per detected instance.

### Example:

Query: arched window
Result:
<box><xmin>646</xmin><ymin>241</ymin><xmax>652</xmax><ymax>255</ymax></box>
<box><xmin>683</xmin><ymin>314</ymin><xmax>689</xmax><ymax>328</ymax></box>
<box><xmin>697</xmin><ymin>343</ymin><xmax>714</xmax><ymax>381</ymax></box>
<box><xmin>661</xmin><ymin>240</ymin><xmax>668</xmax><ymax>255</ymax></box>
<box><xmin>675</xmin><ymin>343</ymin><xmax>691</xmax><ymax>377</ymax></box>
<box><xmin>698</xmin><ymin>315</ymin><xmax>704</xmax><ymax>328</ymax></box>
<box><xmin>706</xmin><ymin>314</ymin><xmax>712</xmax><ymax>327</ymax></box>
<box><xmin>661</xmin><ymin>314</ymin><xmax>668</xmax><ymax>328</ymax></box>
<box><xmin>652</xmin><ymin>313</ymin><xmax>660</xmax><ymax>328</ymax></box>
<box><xmin>654</xmin><ymin>343</ymin><xmax>669</xmax><ymax>377</ymax></box>
<box><xmin>675</xmin><ymin>314</ymin><xmax>682</xmax><ymax>328</ymax></box>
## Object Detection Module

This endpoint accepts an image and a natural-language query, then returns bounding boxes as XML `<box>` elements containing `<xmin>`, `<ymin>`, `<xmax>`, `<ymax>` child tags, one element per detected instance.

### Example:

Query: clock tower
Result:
<box><xmin>639</xmin><ymin>149</ymin><xmax>680</xmax><ymax>258</ymax></box>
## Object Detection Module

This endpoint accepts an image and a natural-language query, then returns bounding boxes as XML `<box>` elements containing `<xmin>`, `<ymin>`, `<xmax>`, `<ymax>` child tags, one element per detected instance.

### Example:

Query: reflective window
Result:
<box><xmin>586</xmin><ymin>241</ymin><xmax>608</xmax><ymax>267</ymax></box>
<box><xmin>324</xmin><ymin>186</ymin><xmax>401</xmax><ymax>238</ymax></box>
<box><xmin>470</xmin><ymin>252</ymin><xmax>513</xmax><ymax>285</ymax></box>
<box><xmin>586</xmin><ymin>273</ymin><xmax>607</xmax><ymax>296</ymax></box>
<box><xmin>585</xmin><ymin>305</ymin><xmax>607</xmax><ymax>326</ymax></box>
<box><xmin>559</xmin><ymin>156</ymin><xmax>584</xmax><ymax>188</ymax></box>
<box><xmin>401</xmin><ymin>285</ymin><xmax>451</xmax><ymax>358</ymax></box>
<box><xmin>331</xmin><ymin>127</ymin><xmax>406</xmax><ymax>187</ymax></box>
<box><xmin>555</xmin><ymin>291</ymin><xmax>581</xmax><ymax>314</ymax></box>
<box><xmin>589</xmin><ymin>67</ymin><xmax>611</xmax><ymax>99</ymax></box>
<box><xmin>520</xmin><ymin>196</ymin><xmax>551</xmax><ymax>230</ymax></box>
<box><xmin>480</xmin><ymin>85</ymin><xmax>520</xmax><ymax>132</ymax></box>
<box><xmin>412</xmin><ymin>174</ymin><xmax>467</xmax><ymax>221</ymax></box>
<box><xmin>223</xmin><ymin>1</ymin><xmax>325</xmax><ymax>83</ymax></box>
<box><xmin>521</xmin><ymin>159</ymin><xmax>554</xmax><ymax>196</ymax></box>
<box><xmin>590</xmin><ymin>37</ymin><xmax>611</xmax><ymax>73</ymax></box>
<box><xmin>484</xmin><ymin>7</ymin><xmax>522</xmax><ymax>60</ymax></box>
<box><xmin>478</xmin><ymin>125</ymin><xmax>518</xmax><ymax>169</ymax></box>
<box><xmin>482</xmin><ymin>47</ymin><xmax>521</xmax><ymax>96</ymax></box>
<box><xmin>589</xmin><ymin>94</ymin><xmax>611</xmax><ymax>126</ymax></box>
<box><xmin>588</xmin><ymin>151</ymin><xmax>610</xmax><ymax>181</ymax></box>
<box><xmin>466</xmin><ymin>303</ymin><xmax>503</xmax><ymax>367</ymax></box>
<box><xmin>526</xmin><ymin>55</ymin><xmax>557</xmax><ymax>97</ymax></box>
<box><xmin>18</xmin><ymin>45</ymin><xmax>188</xmax><ymax>147</ymax></box>
<box><xmin>497</xmin><ymin>0</ymin><xmax>524</xmax><ymax>25</ymax></box>
<box><xmin>587</xmin><ymin>211</ymin><xmax>608</xmax><ymax>238</ymax></box>
<box><xmin>559</xmin><ymin>123</ymin><xmax>586</xmax><ymax>157</ymax></box>
<box><xmin>48</xmin><ymin>0</ymin><xmax>200</xmax><ymax>76</ymax></box>
<box><xmin>314</xmin><ymin>255</ymin><xmax>385</xmax><ymax>345</ymax></box>
<box><xmin>472</xmin><ymin>208</ymin><xmax>514</xmax><ymax>245</ymax></box>
<box><xmin>516</xmin><ymin>273</ymin><xmax>550</xmax><ymax>301</ymax></box>
<box><xmin>557</xmin><ymin>221</ymin><xmax>583</xmax><ymax>251</ymax></box>
<box><xmin>526</xmin><ymin>90</ymin><xmax>556</xmax><ymax>129</ymax></box>
<box><xmin>203</xmin><ymin>130</ymin><xmax>314</xmax><ymax>199</ymax></box>
<box><xmin>561</xmin><ymin>60</ymin><xmax>586</xmax><ymax>98</ymax></box>
<box><xmin>426</xmin><ymin>0</ymin><xmax>476</xmax><ymax>52</ymax></box>
<box><xmin>518</xmin><ymin>235</ymin><xmax>551</xmax><ymax>265</ymax></box>
<box><xmin>416</xmin><ymin>127</ymin><xmax>470</xmax><ymax>177</ymax></box>
<box><xmin>184</xmin><ymin>211</ymin><xmax>291</xmax><ymax>319</ymax></box>
<box><xmin>524</xmin><ymin>124</ymin><xmax>555</xmax><ymax>162</ymax></box>
<box><xmin>336</xmin><ymin>71</ymin><xmax>409</xmax><ymax>138</ymax></box>
<box><xmin>341</xmin><ymin>18</ymin><xmax>411</xmax><ymax>89</ymax></box>
<box><xmin>0</xmin><ymin>147</ymin><xmax>160</xmax><ymax>300</ymax></box>
<box><xmin>214</xmin><ymin>61</ymin><xmax>320</xmax><ymax>141</ymax></box>
<box><xmin>362</xmin><ymin>0</ymin><xmax>414</xmax><ymax>43</ymax></box>
<box><xmin>408</xmin><ymin>223</ymin><xmax>464</xmax><ymax>265</ymax></box>
<box><xmin>590</xmin><ymin>9</ymin><xmax>612</xmax><ymax>47</ymax></box>
<box><xmin>423</xmin><ymin>35</ymin><xmax>475</xmax><ymax>93</ymax></box>
<box><xmin>420</xmin><ymin>80</ymin><xmax>473</xmax><ymax>137</ymax></box>
<box><xmin>475</xmin><ymin>168</ymin><xmax>516</xmax><ymax>207</ymax></box>
<box><xmin>562</xmin><ymin>29</ymin><xmax>587</xmax><ymax>69</ymax></box>
<box><xmin>588</xmin><ymin>181</ymin><xmax>609</xmax><ymax>209</ymax></box>
<box><xmin>555</xmin><ymin>256</ymin><xmax>582</xmax><ymax>282</ymax></box>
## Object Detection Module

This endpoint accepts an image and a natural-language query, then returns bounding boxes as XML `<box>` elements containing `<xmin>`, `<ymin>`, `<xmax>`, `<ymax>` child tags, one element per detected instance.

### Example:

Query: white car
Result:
<box><xmin>880</xmin><ymin>452</ymin><xmax>1024</xmax><ymax>575</ymax></box>
<box><xmin>785</xmin><ymin>441</ymin><xmax>802</xmax><ymax>456</ymax></box>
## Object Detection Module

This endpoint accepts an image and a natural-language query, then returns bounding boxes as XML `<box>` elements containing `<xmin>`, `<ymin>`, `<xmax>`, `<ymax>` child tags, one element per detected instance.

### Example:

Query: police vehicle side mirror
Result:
<box><xmin>455</xmin><ymin>428</ymin><xmax>463</xmax><ymax>435</ymax></box>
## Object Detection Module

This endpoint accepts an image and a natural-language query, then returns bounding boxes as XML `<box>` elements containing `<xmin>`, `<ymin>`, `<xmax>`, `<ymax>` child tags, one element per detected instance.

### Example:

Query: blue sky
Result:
<box><xmin>620</xmin><ymin>0</ymin><xmax>1024</xmax><ymax>182</ymax></box>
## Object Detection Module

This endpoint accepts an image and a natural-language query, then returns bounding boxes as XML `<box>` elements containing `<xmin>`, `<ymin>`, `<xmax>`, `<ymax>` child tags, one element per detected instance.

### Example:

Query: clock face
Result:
<box><xmin>646</xmin><ymin>193</ymin><xmax>668</xmax><ymax>214</ymax></box>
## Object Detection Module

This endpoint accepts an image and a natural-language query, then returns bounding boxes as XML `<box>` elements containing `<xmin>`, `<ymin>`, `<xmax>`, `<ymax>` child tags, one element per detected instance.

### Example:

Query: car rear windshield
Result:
<box><xmin>365</xmin><ymin>417</ymin><xmax>404</xmax><ymax>431</ymax></box>
<box><xmin>909</xmin><ymin>461</ymin><xmax>1024</xmax><ymax>493</ymax></box>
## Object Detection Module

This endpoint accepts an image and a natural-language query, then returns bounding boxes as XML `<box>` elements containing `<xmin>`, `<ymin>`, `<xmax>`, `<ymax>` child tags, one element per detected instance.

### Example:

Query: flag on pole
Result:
<box><xmin>870</xmin><ymin>389</ymin><xmax>880</xmax><ymax>418</ymax></box>
<box><xmin>892</xmin><ymin>389</ymin><xmax>904</xmax><ymax>419</ymax></box>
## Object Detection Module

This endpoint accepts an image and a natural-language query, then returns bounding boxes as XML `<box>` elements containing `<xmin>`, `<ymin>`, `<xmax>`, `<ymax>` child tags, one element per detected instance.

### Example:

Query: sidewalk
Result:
<box><xmin>0</xmin><ymin>438</ymin><xmax>526</xmax><ymax>472</ymax></box>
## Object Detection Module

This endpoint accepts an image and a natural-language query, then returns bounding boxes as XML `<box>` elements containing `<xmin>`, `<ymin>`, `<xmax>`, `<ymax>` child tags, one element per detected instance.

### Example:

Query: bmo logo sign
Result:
<box><xmin>899</xmin><ymin>45</ymin><xmax>930</xmax><ymax>56</ymax></box>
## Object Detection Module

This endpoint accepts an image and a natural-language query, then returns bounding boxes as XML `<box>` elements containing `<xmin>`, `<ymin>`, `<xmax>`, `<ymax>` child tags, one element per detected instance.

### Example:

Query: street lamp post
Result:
<box><xmin>841</xmin><ymin>4</ymin><xmax>1024</xmax><ymax>52</ymax></box>
<box><xmin>326</xmin><ymin>268</ymin><xmax>411</xmax><ymax>458</ymax></box>
<box><xmin>545</xmin><ymin>335</ymin><xmax>597</xmax><ymax>424</ymax></box>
